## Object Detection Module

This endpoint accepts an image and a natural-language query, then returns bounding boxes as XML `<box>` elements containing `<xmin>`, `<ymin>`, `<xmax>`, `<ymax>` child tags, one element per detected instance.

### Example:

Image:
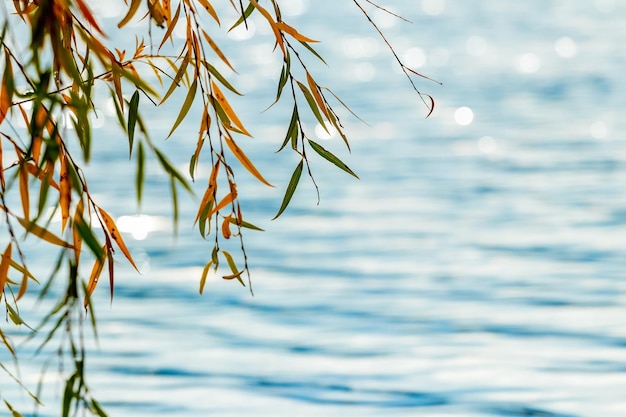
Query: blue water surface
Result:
<box><xmin>3</xmin><ymin>0</ymin><xmax>626</xmax><ymax>416</ymax></box>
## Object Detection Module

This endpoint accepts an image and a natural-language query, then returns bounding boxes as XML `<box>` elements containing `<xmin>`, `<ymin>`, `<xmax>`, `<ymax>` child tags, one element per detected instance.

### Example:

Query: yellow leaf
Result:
<box><xmin>0</xmin><ymin>243</ymin><xmax>12</xmax><ymax>295</ymax></box>
<box><xmin>16</xmin><ymin>217</ymin><xmax>74</xmax><ymax>248</ymax></box>
<box><xmin>248</xmin><ymin>0</ymin><xmax>285</xmax><ymax>56</ymax></box>
<box><xmin>0</xmin><ymin>68</ymin><xmax>11</xmax><ymax>126</ymax></box>
<box><xmin>211</xmin><ymin>80</ymin><xmax>250</xmax><ymax>136</ymax></box>
<box><xmin>16</xmin><ymin>270</ymin><xmax>28</xmax><ymax>300</ymax></box>
<box><xmin>197</xmin><ymin>0</ymin><xmax>220</xmax><ymax>25</ymax></box>
<box><xmin>201</xmin><ymin>30</ymin><xmax>235</xmax><ymax>72</ymax></box>
<box><xmin>118</xmin><ymin>0</ymin><xmax>142</xmax><ymax>28</ymax></box>
<box><xmin>98</xmin><ymin>207</ymin><xmax>139</xmax><ymax>271</ymax></box>
<box><xmin>275</xmin><ymin>21</ymin><xmax>318</xmax><ymax>43</ymax></box>
<box><xmin>224</xmin><ymin>135</ymin><xmax>273</xmax><ymax>187</ymax></box>
<box><xmin>83</xmin><ymin>245</ymin><xmax>107</xmax><ymax>308</ymax></box>
<box><xmin>19</xmin><ymin>164</ymin><xmax>29</xmax><ymax>221</ymax></box>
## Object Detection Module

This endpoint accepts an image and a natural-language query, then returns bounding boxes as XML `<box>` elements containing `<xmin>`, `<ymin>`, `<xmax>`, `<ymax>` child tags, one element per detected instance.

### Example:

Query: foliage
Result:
<box><xmin>0</xmin><ymin>0</ymin><xmax>435</xmax><ymax>415</ymax></box>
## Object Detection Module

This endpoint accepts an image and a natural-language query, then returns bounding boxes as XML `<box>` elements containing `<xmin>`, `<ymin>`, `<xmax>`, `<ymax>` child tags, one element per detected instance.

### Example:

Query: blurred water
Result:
<box><xmin>4</xmin><ymin>0</ymin><xmax>626</xmax><ymax>416</ymax></box>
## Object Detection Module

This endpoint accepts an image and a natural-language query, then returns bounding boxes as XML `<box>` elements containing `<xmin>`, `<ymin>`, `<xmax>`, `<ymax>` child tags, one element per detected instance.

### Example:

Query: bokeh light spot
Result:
<box><xmin>422</xmin><ymin>0</ymin><xmax>446</xmax><ymax>16</ymax></box>
<box><xmin>455</xmin><ymin>107</ymin><xmax>474</xmax><ymax>126</ymax></box>
<box><xmin>466</xmin><ymin>36</ymin><xmax>487</xmax><ymax>56</ymax></box>
<box><xmin>555</xmin><ymin>37</ymin><xmax>577</xmax><ymax>58</ymax></box>
<box><xmin>478</xmin><ymin>136</ymin><xmax>497</xmax><ymax>154</ymax></box>
<box><xmin>403</xmin><ymin>47</ymin><xmax>427</xmax><ymax>68</ymax></box>
<box><xmin>590</xmin><ymin>121</ymin><xmax>608</xmax><ymax>139</ymax></box>
<box><xmin>517</xmin><ymin>53</ymin><xmax>541</xmax><ymax>73</ymax></box>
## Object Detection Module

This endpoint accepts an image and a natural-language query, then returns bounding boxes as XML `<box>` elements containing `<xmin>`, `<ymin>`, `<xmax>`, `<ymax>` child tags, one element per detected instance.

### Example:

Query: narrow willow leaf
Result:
<box><xmin>306</xmin><ymin>71</ymin><xmax>331</xmax><ymax>122</ymax></box>
<box><xmin>167</xmin><ymin>78</ymin><xmax>197</xmax><ymax>138</ymax></box>
<box><xmin>299</xmin><ymin>41</ymin><xmax>327</xmax><ymax>65</ymax></box>
<box><xmin>16</xmin><ymin>270</ymin><xmax>28</xmax><ymax>300</ymax></box>
<box><xmin>307</xmin><ymin>139</ymin><xmax>359</xmax><ymax>178</ymax></box>
<box><xmin>199</xmin><ymin>261</ymin><xmax>213</xmax><ymax>294</ymax></box>
<box><xmin>59</xmin><ymin>155</ymin><xmax>71</xmax><ymax>232</ymax></box>
<box><xmin>0</xmin><ymin>330</ymin><xmax>15</xmax><ymax>356</ymax></box>
<box><xmin>16</xmin><ymin>217</ymin><xmax>73</xmax><ymax>248</ymax></box>
<box><xmin>89</xmin><ymin>399</ymin><xmax>108</xmax><ymax>417</ymax></box>
<box><xmin>136</xmin><ymin>141</ymin><xmax>145</xmax><ymax>205</ymax></box>
<box><xmin>62</xmin><ymin>372</ymin><xmax>77</xmax><ymax>417</ymax></box>
<box><xmin>74</xmin><ymin>215</ymin><xmax>103</xmax><ymax>258</ymax></box>
<box><xmin>9</xmin><ymin>260</ymin><xmax>38</xmax><ymax>283</ymax></box>
<box><xmin>221</xmin><ymin>215</ymin><xmax>232</xmax><ymax>239</ymax></box>
<box><xmin>19</xmin><ymin>164</ymin><xmax>29</xmax><ymax>221</ymax></box>
<box><xmin>275</xmin><ymin>21</ymin><xmax>318</xmax><ymax>43</ymax></box>
<box><xmin>229</xmin><ymin>217</ymin><xmax>264</xmax><ymax>231</ymax></box>
<box><xmin>194</xmin><ymin>161</ymin><xmax>218</xmax><ymax>224</ymax></box>
<box><xmin>154</xmin><ymin>148</ymin><xmax>193</xmax><ymax>192</ymax></box>
<box><xmin>98</xmin><ymin>207</ymin><xmax>139</xmax><ymax>271</ymax></box>
<box><xmin>160</xmin><ymin>54</ymin><xmax>190</xmax><ymax>105</ymax></box>
<box><xmin>273</xmin><ymin>160</ymin><xmax>303</xmax><ymax>220</ymax></box>
<box><xmin>211</xmin><ymin>80</ymin><xmax>250</xmax><ymax>136</ymax></box>
<box><xmin>201</xmin><ymin>30</ymin><xmax>235</xmax><ymax>72</ymax></box>
<box><xmin>197</xmin><ymin>0</ymin><xmax>220</xmax><ymax>24</ymax></box>
<box><xmin>277</xmin><ymin>105</ymin><xmax>298</xmax><ymax>153</ymax></box>
<box><xmin>158</xmin><ymin>2</ymin><xmax>181</xmax><ymax>52</ymax></box>
<box><xmin>118</xmin><ymin>0</ymin><xmax>141</xmax><ymax>27</ymax></box>
<box><xmin>83</xmin><ymin>245</ymin><xmax>106</xmax><ymax>308</ymax></box>
<box><xmin>228</xmin><ymin>2</ymin><xmax>255</xmax><ymax>32</ymax></box>
<box><xmin>221</xmin><ymin>250</ymin><xmax>245</xmax><ymax>285</ymax></box>
<box><xmin>296</xmin><ymin>81</ymin><xmax>326</xmax><ymax>129</ymax></box>
<box><xmin>0</xmin><ymin>52</ymin><xmax>13</xmax><ymax>125</ymax></box>
<box><xmin>0</xmin><ymin>243</ymin><xmax>12</xmax><ymax>294</ymax></box>
<box><xmin>127</xmin><ymin>90</ymin><xmax>140</xmax><ymax>157</ymax></box>
<box><xmin>205</xmin><ymin>63</ymin><xmax>241</xmax><ymax>95</ymax></box>
<box><xmin>224</xmin><ymin>136</ymin><xmax>273</xmax><ymax>186</ymax></box>
<box><xmin>72</xmin><ymin>200</ymin><xmax>84</xmax><ymax>263</ymax></box>
<box><xmin>422</xmin><ymin>93</ymin><xmax>435</xmax><ymax>118</ymax></box>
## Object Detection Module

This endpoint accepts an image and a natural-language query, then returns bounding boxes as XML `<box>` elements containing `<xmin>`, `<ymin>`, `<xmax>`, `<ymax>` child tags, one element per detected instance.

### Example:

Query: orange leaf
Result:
<box><xmin>201</xmin><ymin>30</ymin><xmax>234</xmax><ymax>72</ymax></box>
<box><xmin>206</xmin><ymin>186</ymin><xmax>237</xmax><ymax>219</ymax></box>
<box><xmin>118</xmin><ymin>0</ymin><xmax>142</xmax><ymax>28</ymax></box>
<box><xmin>211</xmin><ymin>80</ymin><xmax>250</xmax><ymax>136</ymax></box>
<box><xmin>197</xmin><ymin>0</ymin><xmax>220</xmax><ymax>24</ymax></box>
<box><xmin>275</xmin><ymin>22</ymin><xmax>318</xmax><ymax>43</ymax></box>
<box><xmin>83</xmin><ymin>244</ymin><xmax>107</xmax><ymax>308</ymax></box>
<box><xmin>0</xmin><ymin>243</ymin><xmax>11</xmax><ymax>295</ymax></box>
<box><xmin>248</xmin><ymin>0</ymin><xmax>285</xmax><ymax>55</ymax></box>
<box><xmin>224</xmin><ymin>135</ymin><xmax>273</xmax><ymax>186</ymax></box>
<box><xmin>221</xmin><ymin>215</ymin><xmax>232</xmax><ymax>239</ymax></box>
<box><xmin>194</xmin><ymin>160</ymin><xmax>219</xmax><ymax>224</ymax></box>
<box><xmin>18</xmin><ymin>164</ymin><xmax>29</xmax><ymax>221</ymax></box>
<box><xmin>98</xmin><ymin>207</ymin><xmax>139</xmax><ymax>271</ymax></box>
<box><xmin>59</xmin><ymin>154</ymin><xmax>71</xmax><ymax>232</ymax></box>
<box><xmin>0</xmin><ymin>67</ymin><xmax>12</xmax><ymax>126</ymax></box>
<box><xmin>305</xmin><ymin>71</ymin><xmax>330</xmax><ymax>122</ymax></box>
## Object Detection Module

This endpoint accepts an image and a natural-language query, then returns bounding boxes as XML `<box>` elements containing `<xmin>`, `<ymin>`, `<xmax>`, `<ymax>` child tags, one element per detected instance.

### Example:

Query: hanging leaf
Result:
<box><xmin>127</xmin><ymin>90</ymin><xmax>140</xmax><ymax>156</ymax></box>
<box><xmin>158</xmin><ymin>2</ymin><xmax>181</xmax><ymax>51</ymax></box>
<box><xmin>273</xmin><ymin>160</ymin><xmax>303</xmax><ymax>220</ymax></box>
<box><xmin>166</xmin><ymin>78</ymin><xmax>197</xmax><ymax>138</ymax></box>
<box><xmin>275</xmin><ymin>22</ymin><xmax>318</xmax><ymax>43</ymax></box>
<box><xmin>296</xmin><ymin>80</ymin><xmax>327</xmax><ymax>129</ymax></box>
<box><xmin>59</xmin><ymin>154</ymin><xmax>71</xmax><ymax>232</ymax></box>
<box><xmin>210</xmin><ymin>80</ymin><xmax>250</xmax><ymax>136</ymax></box>
<box><xmin>83</xmin><ymin>245</ymin><xmax>107</xmax><ymax>308</ymax></box>
<box><xmin>307</xmin><ymin>139</ymin><xmax>359</xmax><ymax>178</ymax></box>
<box><xmin>97</xmin><ymin>207</ymin><xmax>139</xmax><ymax>271</ymax></box>
<box><xmin>229</xmin><ymin>217</ymin><xmax>264</xmax><ymax>231</ymax></box>
<box><xmin>224</xmin><ymin>135</ymin><xmax>273</xmax><ymax>186</ymax></box>
<box><xmin>197</xmin><ymin>0</ymin><xmax>220</xmax><ymax>24</ymax></box>
<box><xmin>16</xmin><ymin>217</ymin><xmax>74</xmax><ymax>248</ymax></box>
<box><xmin>18</xmin><ymin>163</ymin><xmax>29</xmax><ymax>221</ymax></box>
<box><xmin>201</xmin><ymin>30</ymin><xmax>235</xmax><ymax>72</ymax></box>
<box><xmin>118</xmin><ymin>0</ymin><xmax>142</xmax><ymax>28</ymax></box>
<box><xmin>0</xmin><ymin>243</ymin><xmax>12</xmax><ymax>295</ymax></box>
<box><xmin>199</xmin><ymin>261</ymin><xmax>213</xmax><ymax>294</ymax></box>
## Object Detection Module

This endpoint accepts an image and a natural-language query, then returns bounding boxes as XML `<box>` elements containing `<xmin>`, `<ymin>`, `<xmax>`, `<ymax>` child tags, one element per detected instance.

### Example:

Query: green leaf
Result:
<box><xmin>228</xmin><ymin>2</ymin><xmax>256</xmax><ymax>32</ymax></box>
<box><xmin>136</xmin><ymin>141</ymin><xmax>145</xmax><ymax>205</ymax></box>
<box><xmin>90</xmin><ymin>399</ymin><xmax>108</xmax><ymax>417</ymax></box>
<box><xmin>277</xmin><ymin>104</ymin><xmax>298</xmax><ymax>153</ymax></box>
<box><xmin>127</xmin><ymin>90</ymin><xmax>140</xmax><ymax>157</ymax></box>
<box><xmin>307</xmin><ymin>139</ymin><xmax>359</xmax><ymax>178</ymax></box>
<box><xmin>273</xmin><ymin>160</ymin><xmax>303</xmax><ymax>220</ymax></box>
<box><xmin>153</xmin><ymin>148</ymin><xmax>193</xmax><ymax>192</ymax></box>
<box><xmin>296</xmin><ymin>81</ymin><xmax>326</xmax><ymax>128</ymax></box>
<box><xmin>221</xmin><ymin>250</ymin><xmax>245</xmax><ymax>286</ymax></box>
<box><xmin>4</xmin><ymin>400</ymin><xmax>23</xmax><ymax>417</ymax></box>
<box><xmin>74</xmin><ymin>216</ymin><xmax>104</xmax><ymax>259</ymax></box>
<box><xmin>229</xmin><ymin>217</ymin><xmax>264</xmax><ymax>231</ymax></box>
<box><xmin>206</xmin><ymin>62</ymin><xmax>241</xmax><ymax>95</ymax></box>
<box><xmin>167</xmin><ymin>78</ymin><xmax>197</xmax><ymax>139</ymax></box>
<box><xmin>62</xmin><ymin>372</ymin><xmax>77</xmax><ymax>417</ymax></box>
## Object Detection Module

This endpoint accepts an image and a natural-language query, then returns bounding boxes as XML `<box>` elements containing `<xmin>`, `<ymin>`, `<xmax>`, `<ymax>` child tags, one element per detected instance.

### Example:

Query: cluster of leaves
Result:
<box><xmin>0</xmin><ymin>0</ymin><xmax>435</xmax><ymax>415</ymax></box>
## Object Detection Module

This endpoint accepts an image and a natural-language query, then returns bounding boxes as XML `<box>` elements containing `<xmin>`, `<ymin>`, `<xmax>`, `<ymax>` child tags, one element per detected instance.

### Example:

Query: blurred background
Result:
<box><xmin>5</xmin><ymin>0</ymin><xmax>626</xmax><ymax>416</ymax></box>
